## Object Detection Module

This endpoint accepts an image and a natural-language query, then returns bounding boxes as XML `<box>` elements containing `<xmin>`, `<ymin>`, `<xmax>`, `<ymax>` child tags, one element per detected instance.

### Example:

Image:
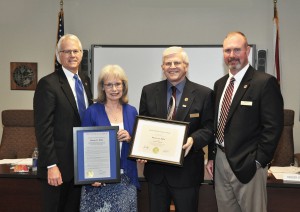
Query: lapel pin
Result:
<box><xmin>244</xmin><ymin>84</ymin><xmax>248</xmax><ymax>88</ymax></box>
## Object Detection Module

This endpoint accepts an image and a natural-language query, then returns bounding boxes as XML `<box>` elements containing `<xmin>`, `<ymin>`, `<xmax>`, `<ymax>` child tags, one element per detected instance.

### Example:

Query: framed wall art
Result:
<box><xmin>10</xmin><ymin>62</ymin><xmax>37</xmax><ymax>90</ymax></box>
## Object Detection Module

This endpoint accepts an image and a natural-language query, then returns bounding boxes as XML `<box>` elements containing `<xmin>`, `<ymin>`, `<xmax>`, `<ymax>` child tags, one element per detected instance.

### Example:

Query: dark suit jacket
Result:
<box><xmin>139</xmin><ymin>78</ymin><xmax>214</xmax><ymax>187</ymax></box>
<box><xmin>208</xmin><ymin>65</ymin><xmax>283</xmax><ymax>184</ymax></box>
<box><xmin>34</xmin><ymin>68</ymin><xmax>93</xmax><ymax>182</ymax></box>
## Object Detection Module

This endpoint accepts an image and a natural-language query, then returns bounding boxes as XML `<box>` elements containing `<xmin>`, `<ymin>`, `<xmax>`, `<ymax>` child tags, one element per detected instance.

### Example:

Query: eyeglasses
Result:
<box><xmin>224</xmin><ymin>48</ymin><xmax>243</xmax><ymax>55</ymax></box>
<box><xmin>59</xmin><ymin>49</ymin><xmax>82</xmax><ymax>55</ymax></box>
<box><xmin>163</xmin><ymin>61</ymin><xmax>183</xmax><ymax>67</ymax></box>
<box><xmin>104</xmin><ymin>82</ymin><xmax>123</xmax><ymax>89</ymax></box>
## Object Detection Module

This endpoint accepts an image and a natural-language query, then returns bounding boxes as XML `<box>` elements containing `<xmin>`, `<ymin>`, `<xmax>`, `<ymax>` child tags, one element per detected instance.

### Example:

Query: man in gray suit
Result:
<box><xmin>206</xmin><ymin>31</ymin><xmax>283</xmax><ymax>212</ymax></box>
<box><xmin>139</xmin><ymin>46</ymin><xmax>214</xmax><ymax>212</ymax></box>
<box><xmin>34</xmin><ymin>34</ymin><xmax>93</xmax><ymax>212</ymax></box>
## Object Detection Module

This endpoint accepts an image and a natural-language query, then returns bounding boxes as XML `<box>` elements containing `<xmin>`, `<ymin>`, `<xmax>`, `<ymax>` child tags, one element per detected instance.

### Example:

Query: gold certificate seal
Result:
<box><xmin>153</xmin><ymin>147</ymin><xmax>159</xmax><ymax>154</ymax></box>
<box><xmin>87</xmin><ymin>170</ymin><xmax>94</xmax><ymax>178</ymax></box>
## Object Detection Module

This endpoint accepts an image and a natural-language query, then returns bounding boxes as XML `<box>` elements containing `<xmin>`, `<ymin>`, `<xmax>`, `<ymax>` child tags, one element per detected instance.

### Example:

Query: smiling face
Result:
<box><xmin>58</xmin><ymin>37</ymin><xmax>83</xmax><ymax>73</ymax></box>
<box><xmin>223</xmin><ymin>32</ymin><xmax>250</xmax><ymax>75</ymax></box>
<box><xmin>103</xmin><ymin>76</ymin><xmax>123</xmax><ymax>103</ymax></box>
<box><xmin>162</xmin><ymin>53</ymin><xmax>188</xmax><ymax>85</ymax></box>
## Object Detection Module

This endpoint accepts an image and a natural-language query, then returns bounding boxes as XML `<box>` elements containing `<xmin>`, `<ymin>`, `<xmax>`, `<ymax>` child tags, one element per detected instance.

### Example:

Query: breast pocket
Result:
<box><xmin>233</xmin><ymin>99</ymin><xmax>258</xmax><ymax>127</ymax></box>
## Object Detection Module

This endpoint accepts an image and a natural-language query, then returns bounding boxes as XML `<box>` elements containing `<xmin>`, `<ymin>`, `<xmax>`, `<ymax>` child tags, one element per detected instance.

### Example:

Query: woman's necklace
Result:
<box><xmin>105</xmin><ymin>104</ymin><xmax>122</xmax><ymax>123</ymax></box>
<box><xmin>110</xmin><ymin>112</ymin><xmax>119</xmax><ymax>122</ymax></box>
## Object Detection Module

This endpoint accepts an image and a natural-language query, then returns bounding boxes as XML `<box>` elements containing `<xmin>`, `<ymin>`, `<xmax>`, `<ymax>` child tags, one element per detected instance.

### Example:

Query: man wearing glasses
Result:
<box><xmin>139</xmin><ymin>46</ymin><xmax>214</xmax><ymax>212</ymax></box>
<box><xmin>34</xmin><ymin>34</ymin><xmax>93</xmax><ymax>212</ymax></box>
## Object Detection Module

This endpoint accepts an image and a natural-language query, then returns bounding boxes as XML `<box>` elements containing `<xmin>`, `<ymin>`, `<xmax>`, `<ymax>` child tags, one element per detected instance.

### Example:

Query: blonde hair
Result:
<box><xmin>95</xmin><ymin>65</ymin><xmax>129</xmax><ymax>104</ymax></box>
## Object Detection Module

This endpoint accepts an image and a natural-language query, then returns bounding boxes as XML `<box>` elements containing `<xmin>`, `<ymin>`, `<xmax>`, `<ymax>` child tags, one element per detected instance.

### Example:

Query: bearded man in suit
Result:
<box><xmin>139</xmin><ymin>46</ymin><xmax>214</xmax><ymax>212</ymax></box>
<box><xmin>34</xmin><ymin>34</ymin><xmax>93</xmax><ymax>212</ymax></box>
<box><xmin>206</xmin><ymin>31</ymin><xmax>283</xmax><ymax>212</ymax></box>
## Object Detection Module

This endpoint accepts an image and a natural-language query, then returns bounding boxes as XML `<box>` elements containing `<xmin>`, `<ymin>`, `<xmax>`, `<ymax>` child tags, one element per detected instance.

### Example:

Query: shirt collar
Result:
<box><xmin>167</xmin><ymin>78</ymin><xmax>186</xmax><ymax>93</ymax></box>
<box><xmin>229</xmin><ymin>63</ymin><xmax>249</xmax><ymax>83</ymax></box>
<box><xmin>62</xmin><ymin>66</ymin><xmax>79</xmax><ymax>79</ymax></box>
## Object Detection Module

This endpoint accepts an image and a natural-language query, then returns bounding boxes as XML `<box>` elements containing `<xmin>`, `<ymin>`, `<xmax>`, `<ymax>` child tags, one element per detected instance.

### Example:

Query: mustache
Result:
<box><xmin>228</xmin><ymin>58</ymin><xmax>240</xmax><ymax>63</ymax></box>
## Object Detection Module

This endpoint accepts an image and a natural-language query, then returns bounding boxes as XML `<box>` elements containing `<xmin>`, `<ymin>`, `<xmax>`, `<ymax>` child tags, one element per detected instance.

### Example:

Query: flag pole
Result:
<box><xmin>54</xmin><ymin>0</ymin><xmax>65</xmax><ymax>72</ymax></box>
<box><xmin>273</xmin><ymin>0</ymin><xmax>281</xmax><ymax>86</ymax></box>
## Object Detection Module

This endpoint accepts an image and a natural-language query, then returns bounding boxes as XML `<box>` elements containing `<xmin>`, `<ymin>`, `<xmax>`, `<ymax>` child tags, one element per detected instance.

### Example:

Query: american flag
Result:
<box><xmin>273</xmin><ymin>1</ymin><xmax>280</xmax><ymax>85</ymax></box>
<box><xmin>54</xmin><ymin>9</ymin><xmax>64</xmax><ymax>72</ymax></box>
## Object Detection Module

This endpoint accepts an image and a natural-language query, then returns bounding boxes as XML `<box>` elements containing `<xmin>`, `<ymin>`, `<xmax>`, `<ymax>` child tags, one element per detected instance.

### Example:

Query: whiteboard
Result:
<box><xmin>92</xmin><ymin>45</ymin><xmax>256</xmax><ymax>110</ymax></box>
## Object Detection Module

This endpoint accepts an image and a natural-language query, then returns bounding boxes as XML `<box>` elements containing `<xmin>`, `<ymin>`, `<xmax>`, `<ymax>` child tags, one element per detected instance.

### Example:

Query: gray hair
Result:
<box><xmin>162</xmin><ymin>46</ymin><xmax>189</xmax><ymax>65</ymax></box>
<box><xmin>55</xmin><ymin>34</ymin><xmax>83</xmax><ymax>64</ymax></box>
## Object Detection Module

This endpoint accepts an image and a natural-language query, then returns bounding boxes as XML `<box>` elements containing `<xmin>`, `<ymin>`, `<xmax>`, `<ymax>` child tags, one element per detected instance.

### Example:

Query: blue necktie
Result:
<box><xmin>73</xmin><ymin>74</ymin><xmax>86</xmax><ymax>121</ymax></box>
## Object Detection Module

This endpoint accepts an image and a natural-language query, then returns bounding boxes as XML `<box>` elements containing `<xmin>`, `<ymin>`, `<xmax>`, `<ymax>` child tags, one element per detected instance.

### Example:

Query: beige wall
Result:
<box><xmin>1</xmin><ymin>0</ymin><xmax>300</xmax><ymax>153</ymax></box>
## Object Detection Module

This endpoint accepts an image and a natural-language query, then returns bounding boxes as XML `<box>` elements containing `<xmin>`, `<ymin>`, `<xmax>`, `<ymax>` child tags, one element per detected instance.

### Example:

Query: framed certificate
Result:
<box><xmin>129</xmin><ymin>116</ymin><xmax>189</xmax><ymax>166</ymax></box>
<box><xmin>73</xmin><ymin>126</ymin><xmax>120</xmax><ymax>185</ymax></box>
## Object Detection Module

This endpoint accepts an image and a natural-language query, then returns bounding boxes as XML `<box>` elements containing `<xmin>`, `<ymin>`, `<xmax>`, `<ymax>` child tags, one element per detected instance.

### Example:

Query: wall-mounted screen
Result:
<box><xmin>92</xmin><ymin>45</ymin><xmax>256</xmax><ymax>109</ymax></box>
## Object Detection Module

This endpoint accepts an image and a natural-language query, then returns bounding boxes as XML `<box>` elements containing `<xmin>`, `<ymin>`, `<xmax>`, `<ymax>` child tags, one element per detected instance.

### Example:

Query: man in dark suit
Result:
<box><xmin>139</xmin><ymin>46</ymin><xmax>214</xmax><ymax>212</ymax></box>
<box><xmin>206</xmin><ymin>32</ymin><xmax>283</xmax><ymax>212</ymax></box>
<box><xmin>34</xmin><ymin>34</ymin><xmax>93</xmax><ymax>212</ymax></box>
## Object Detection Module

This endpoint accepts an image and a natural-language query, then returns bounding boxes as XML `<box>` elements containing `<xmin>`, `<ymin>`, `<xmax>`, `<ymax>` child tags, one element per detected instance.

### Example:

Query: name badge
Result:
<box><xmin>241</xmin><ymin>101</ymin><xmax>253</xmax><ymax>106</ymax></box>
<box><xmin>190</xmin><ymin>113</ymin><xmax>200</xmax><ymax>118</ymax></box>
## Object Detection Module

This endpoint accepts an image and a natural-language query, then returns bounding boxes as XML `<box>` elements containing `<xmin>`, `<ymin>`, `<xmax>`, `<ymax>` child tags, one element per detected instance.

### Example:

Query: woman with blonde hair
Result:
<box><xmin>80</xmin><ymin>65</ymin><xmax>139</xmax><ymax>212</ymax></box>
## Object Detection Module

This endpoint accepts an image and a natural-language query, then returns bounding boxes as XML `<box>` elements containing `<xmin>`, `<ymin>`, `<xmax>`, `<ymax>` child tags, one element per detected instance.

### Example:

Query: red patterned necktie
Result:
<box><xmin>216</xmin><ymin>77</ymin><xmax>235</xmax><ymax>143</ymax></box>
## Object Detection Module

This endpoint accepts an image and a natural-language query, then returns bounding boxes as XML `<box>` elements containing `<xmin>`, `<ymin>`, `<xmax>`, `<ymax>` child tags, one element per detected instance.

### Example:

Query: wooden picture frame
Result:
<box><xmin>10</xmin><ymin>62</ymin><xmax>37</xmax><ymax>90</ymax></box>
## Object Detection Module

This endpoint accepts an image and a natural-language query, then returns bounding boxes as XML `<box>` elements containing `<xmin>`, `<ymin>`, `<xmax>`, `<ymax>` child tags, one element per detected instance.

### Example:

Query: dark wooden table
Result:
<box><xmin>1</xmin><ymin>164</ymin><xmax>300</xmax><ymax>212</ymax></box>
<box><xmin>0</xmin><ymin>164</ymin><xmax>42</xmax><ymax>212</ymax></box>
<box><xmin>137</xmin><ymin>175</ymin><xmax>300</xmax><ymax>212</ymax></box>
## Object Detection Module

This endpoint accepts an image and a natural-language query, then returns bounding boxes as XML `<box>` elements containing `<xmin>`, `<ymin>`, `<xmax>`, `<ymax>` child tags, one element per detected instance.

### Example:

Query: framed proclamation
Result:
<box><xmin>129</xmin><ymin>116</ymin><xmax>189</xmax><ymax>166</ymax></box>
<box><xmin>73</xmin><ymin>126</ymin><xmax>120</xmax><ymax>185</ymax></box>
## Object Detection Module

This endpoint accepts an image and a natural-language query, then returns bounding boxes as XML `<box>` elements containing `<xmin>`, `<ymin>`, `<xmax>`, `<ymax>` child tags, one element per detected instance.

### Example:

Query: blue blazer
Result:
<box><xmin>82</xmin><ymin>103</ymin><xmax>140</xmax><ymax>189</ymax></box>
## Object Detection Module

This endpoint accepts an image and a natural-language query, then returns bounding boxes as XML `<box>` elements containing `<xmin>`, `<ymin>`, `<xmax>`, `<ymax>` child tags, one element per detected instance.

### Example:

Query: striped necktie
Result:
<box><xmin>216</xmin><ymin>77</ymin><xmax>235</xmax><ymax>143</ymax></box>
<box><xmin>167</xmin><ymin>86</ymin><xmax>177</xmax><ymax>120</ymax></box>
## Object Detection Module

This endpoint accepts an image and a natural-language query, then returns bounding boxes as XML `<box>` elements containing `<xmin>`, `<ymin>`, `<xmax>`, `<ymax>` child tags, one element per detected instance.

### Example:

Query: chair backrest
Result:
<box><xmin>271</xmin><ymin>109</ymin><xmax>295</xmax><ymax>166</ymax></box>
<box><xmin>0</xmin><ymin>110</ymin><xmax>37</xmax><ymax>159</ymax></box>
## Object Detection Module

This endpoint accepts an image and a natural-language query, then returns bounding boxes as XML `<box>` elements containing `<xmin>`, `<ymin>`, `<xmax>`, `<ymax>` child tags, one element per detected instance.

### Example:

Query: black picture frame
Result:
<box><xmin>129</xmin><ymin>116</ymin><xmax>189</xmax><ymax>166</ymax></box>
<box><xmin>73</xmin><ymin>126</ymin><xmax>120</xmax><ymax>185</ymax></box>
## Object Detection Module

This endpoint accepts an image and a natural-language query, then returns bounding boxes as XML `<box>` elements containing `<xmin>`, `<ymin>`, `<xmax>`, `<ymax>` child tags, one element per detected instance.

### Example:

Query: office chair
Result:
<box><xmin>0</xmin><ymin>110</ymin><xmax>37</xmax><ymax>159</ymax></box>
<box><xmin>271</xmin><ymin>109</ymin><xmax>297</xmax><ymax>166</ymax></box>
